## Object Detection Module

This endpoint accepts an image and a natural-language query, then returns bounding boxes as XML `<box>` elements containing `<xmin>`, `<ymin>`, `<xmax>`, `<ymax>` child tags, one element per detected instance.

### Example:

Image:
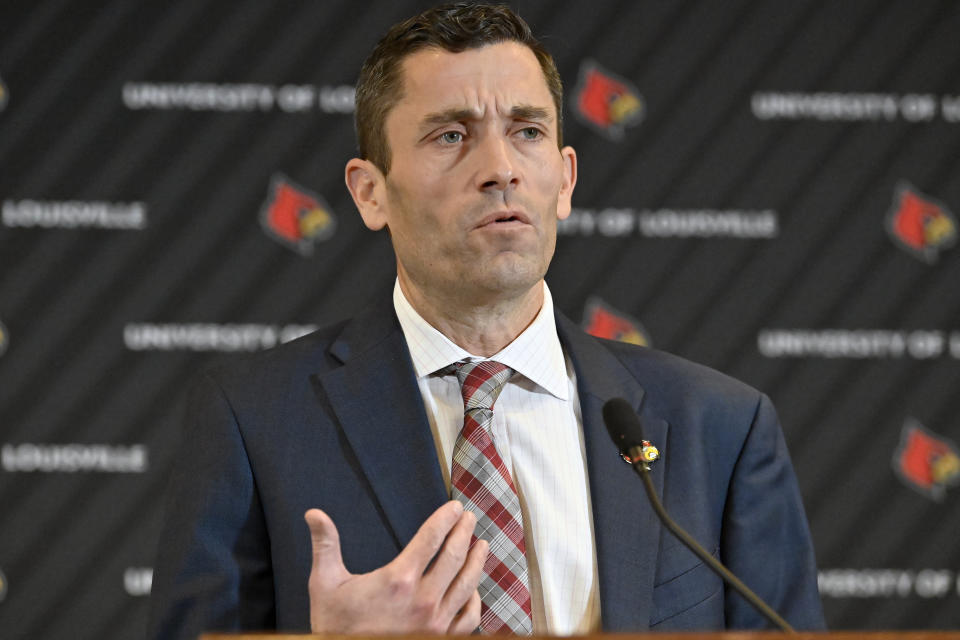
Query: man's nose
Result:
<box><xmin>476</xmin><ymin>135</ymin><xmax>519</xmax><ymax>192</ymax></box>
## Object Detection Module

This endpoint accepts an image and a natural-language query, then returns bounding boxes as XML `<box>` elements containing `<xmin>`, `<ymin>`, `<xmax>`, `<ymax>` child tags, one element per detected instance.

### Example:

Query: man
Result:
<box><xmin>148</xmin><ymin>4</ymin><xmax>825</xmax><ymax>638</ymax></box>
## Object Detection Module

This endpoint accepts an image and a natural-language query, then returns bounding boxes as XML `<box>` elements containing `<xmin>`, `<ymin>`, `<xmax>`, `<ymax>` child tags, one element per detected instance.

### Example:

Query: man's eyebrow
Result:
<box><xmin>420</xmin><ymin>104</ymin><xmax>554</xmax><ymax>126</ymax></box>
<box><xmin>510</xmin><ymin>105</ymin><xmax>552</xmax><ymax>122</ymax></box>
<box><xmin>421</xmin><ymin>108</ymin><xmax>478</xmax><ymax>126</ymax></box>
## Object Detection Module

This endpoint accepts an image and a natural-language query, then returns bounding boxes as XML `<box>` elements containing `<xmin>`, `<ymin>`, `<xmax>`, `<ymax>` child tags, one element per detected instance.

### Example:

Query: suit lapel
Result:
<box><xmin>316</xmin><ymin>302</ymin><xmax>448</xmax><ymax>550</ymax></box>
<box><xmin>556</xmin><ymin>313</ymin><xmax>669</xmax><ymax>631</ymax></box>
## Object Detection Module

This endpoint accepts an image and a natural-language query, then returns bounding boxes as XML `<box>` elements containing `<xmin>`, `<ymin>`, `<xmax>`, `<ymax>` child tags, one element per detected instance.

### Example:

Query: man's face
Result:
<box><xmin>354</xmin><ymin>41</ymin><xmax>576</xmax><ymax>308</ymax></box>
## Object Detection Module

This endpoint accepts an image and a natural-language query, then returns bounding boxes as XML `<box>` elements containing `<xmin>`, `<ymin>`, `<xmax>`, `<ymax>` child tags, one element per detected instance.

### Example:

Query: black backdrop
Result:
<box><xmin>2</xmin><ymin>1</ymin><xmax>960</xmax><ymax>637</ymax></box>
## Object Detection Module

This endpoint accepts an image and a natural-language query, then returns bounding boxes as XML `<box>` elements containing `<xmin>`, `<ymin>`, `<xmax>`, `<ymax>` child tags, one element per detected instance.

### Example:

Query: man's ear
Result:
<box><xmin>556</xmin><ymin>146</ymin><xmax>578</xmax><ymax>220</ymax></box>
<box><xmin>345</xmin><ymin>158</ymin><xmax>388</xmax><ymax>230</ymax></box>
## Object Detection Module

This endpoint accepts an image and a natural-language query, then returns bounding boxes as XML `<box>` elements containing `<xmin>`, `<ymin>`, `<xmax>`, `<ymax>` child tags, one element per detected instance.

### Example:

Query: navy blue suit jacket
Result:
<box><xmin>148</xmin><ymin>301</ymin><xmax>825</xmax><ymax>638</ymax></box>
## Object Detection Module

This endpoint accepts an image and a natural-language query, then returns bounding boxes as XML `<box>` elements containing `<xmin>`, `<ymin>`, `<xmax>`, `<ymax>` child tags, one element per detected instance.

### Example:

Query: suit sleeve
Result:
<box><xmin>147</xmin><ymin>371</ymin><xmax>275</xmax><ymax>639</ymax></box>
<box><xmin>720</xmin><ymin>393</ymin><xmax>826</xmax><ymax>630</ymax></box>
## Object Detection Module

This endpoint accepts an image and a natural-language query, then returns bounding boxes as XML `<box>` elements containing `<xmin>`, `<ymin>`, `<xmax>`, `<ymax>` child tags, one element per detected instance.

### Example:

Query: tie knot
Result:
<box><xmin>454</xmin><ymin>360</ymin><xmax>513</xmax><ymax>411</ymax></box>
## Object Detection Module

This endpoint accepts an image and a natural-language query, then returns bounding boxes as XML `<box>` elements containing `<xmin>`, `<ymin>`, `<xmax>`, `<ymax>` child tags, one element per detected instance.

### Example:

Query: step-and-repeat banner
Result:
<box><xmin>2</xmin><ymin>1</ymin><xmax>959</xmax><ymax>637</ymax></box>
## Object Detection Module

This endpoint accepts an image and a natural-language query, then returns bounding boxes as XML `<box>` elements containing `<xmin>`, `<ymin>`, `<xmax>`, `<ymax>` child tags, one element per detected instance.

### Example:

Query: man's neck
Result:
<box><xmin>398</xmin><ymin>276</ymin><xmax>544</xmax><ymax>357</ymax></box>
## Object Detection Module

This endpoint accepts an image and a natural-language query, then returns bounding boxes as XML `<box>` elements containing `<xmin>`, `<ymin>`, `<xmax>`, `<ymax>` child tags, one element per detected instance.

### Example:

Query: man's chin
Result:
<box><xmin>474</xmin><ymin>258</ymin><xmax>546</xmax><ymax>297</ymax></box>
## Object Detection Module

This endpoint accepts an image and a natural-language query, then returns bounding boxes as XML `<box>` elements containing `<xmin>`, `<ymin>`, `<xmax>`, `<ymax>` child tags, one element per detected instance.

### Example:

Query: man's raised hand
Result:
<box><xmin>304</xmin><ymin>500</ymin><xmax>487</xmax><ymax>634</ymax></box>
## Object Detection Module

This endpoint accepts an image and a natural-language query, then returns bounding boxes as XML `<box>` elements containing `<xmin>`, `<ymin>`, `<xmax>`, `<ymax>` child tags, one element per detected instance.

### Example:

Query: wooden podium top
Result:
<box><xmin>201</xmin><ymin>633</ymin><xmax>960</xmax><ymax>639</ymax></box>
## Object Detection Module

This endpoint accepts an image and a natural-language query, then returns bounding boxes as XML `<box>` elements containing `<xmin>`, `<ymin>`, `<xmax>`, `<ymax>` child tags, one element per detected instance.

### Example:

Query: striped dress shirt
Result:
<box><xmin>393</xmin><ymin>280</ymin><xmax>602</xmax><ymax>635</ymax></box>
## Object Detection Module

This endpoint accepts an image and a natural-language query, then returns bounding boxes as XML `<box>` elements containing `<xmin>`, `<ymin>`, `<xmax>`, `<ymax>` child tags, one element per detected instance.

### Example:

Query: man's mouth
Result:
<box><xmin>476</xmin><ymin>211</ymin><xmax>531</xmax><ymax>228</ymax></box>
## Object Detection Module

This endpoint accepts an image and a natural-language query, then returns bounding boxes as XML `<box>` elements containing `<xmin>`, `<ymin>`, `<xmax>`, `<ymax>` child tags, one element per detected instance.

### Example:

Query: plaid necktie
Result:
<box><xmin>450</xmin><ymin>360</ymin><xmax>533</xmax><ymax>635</ymax></box>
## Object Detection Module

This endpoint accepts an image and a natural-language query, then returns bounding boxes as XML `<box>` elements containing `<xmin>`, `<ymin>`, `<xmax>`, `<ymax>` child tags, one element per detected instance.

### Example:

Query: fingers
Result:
<box><xmin>304</xmin><ymin>508</ymin><xmax>349</xmax><ymax>589</ymax></box>
<box><xmin>305</xmin><ymin>502</ymin><xmax>488</xmax><ymax>635</ymax></box>
<box><xmin>447</xmin><ymin>589</ymin><xmax>482</xmax><ymax>635</ymax></box>
<box><xmin>438</xmin><ymin>536</ymin><xmax>488</xmax><ymax>623</ymax></box>
<box><xmin>420</xmin><ymin>508</ymin><xmax>478</xmax><ymax>594</ymax></box>
<box><xmin>395</xmin><ymin>500</ymin><xmax>466</xmax><ymax>576</ymax></box>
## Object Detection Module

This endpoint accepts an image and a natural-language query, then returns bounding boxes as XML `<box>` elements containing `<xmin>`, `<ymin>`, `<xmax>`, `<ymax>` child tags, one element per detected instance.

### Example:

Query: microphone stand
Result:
<box><xmin>625</xmin><ymin>448</ymin><xmax>796</xmax><ymax>634</ymax></box>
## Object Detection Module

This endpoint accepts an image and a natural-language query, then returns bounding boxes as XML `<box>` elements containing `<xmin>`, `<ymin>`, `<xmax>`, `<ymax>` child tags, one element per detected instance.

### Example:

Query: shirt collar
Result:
<box><xmin>393</xmin><ymin>279</ymin><xmax>569</xmax><ymax>400</ymax></box>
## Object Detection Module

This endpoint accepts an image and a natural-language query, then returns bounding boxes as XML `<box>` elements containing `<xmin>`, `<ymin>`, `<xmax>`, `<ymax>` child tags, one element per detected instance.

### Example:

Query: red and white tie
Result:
<box><xmin>450</xmin><ymin>360</ymin><xmax>533</xmax><ymax>635</ymax></box>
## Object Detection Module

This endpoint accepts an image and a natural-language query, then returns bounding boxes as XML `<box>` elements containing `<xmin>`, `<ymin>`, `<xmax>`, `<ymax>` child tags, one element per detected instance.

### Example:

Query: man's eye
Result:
<box><xmin>520</xmin><ymin>127</ymin><xmax>542</xmax><ymax>140</ymax></box>
<box><xmin>439</xmin><ymin>131</ymin><xmax>463</xmax><ymax>144</ymax></box>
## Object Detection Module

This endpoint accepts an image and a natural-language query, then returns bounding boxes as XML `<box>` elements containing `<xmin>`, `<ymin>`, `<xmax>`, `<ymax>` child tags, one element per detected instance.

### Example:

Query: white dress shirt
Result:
<box><xmin>393</xmin><ymin>280</ymin><xmax>601</xmax><ymax>635</ymax></box>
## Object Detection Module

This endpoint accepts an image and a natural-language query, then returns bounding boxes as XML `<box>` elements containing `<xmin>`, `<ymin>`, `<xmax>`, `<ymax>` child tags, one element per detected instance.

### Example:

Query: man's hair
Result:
<box><xmin>354</xmin><ymin>2</ymin><xmax>563</xmax><ymax>174</ymax></box>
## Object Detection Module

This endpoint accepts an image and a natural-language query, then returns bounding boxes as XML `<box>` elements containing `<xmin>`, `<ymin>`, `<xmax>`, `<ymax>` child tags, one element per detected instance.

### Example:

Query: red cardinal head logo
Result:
<box><xmin>573</xmin><ymin>60</ymin><xmax>644</xmax><ymax>140</ymax></box>
<box><xmin>893</xmin><ymin>418</ymin><xmax>960</xmax><ymax>501</ymax></box>
<box><xmin>582</xmin><ymin>297</ymin><xmax>650</xmax><ymax>347</ymax></box>
<box><xmin>885</xmin><ymin>182</ymin><xmax>957</xmax><ymax>263</ymax></box>
<box><xmin>260</xmin><ymin>173</ymin><xmax>336</xmax><ymax>255</ymax></box>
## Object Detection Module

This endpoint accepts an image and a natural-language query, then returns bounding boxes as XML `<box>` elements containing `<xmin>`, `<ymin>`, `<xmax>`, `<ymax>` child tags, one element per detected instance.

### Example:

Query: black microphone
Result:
<box><xmin>602</xmin><ymin>398</ymin><xmax>796</xmax><ymax>633</ymax></box>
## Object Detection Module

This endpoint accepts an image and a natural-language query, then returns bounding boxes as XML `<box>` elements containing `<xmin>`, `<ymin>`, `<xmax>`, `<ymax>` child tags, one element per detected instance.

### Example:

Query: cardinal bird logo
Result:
<box><xmin>582</xmin><ymin>297</ymin><xmax>650</xmax><ymax>347</ymax></box>
<box><xmin>572</xmin><ymin>60</ymin><xmax>644</xmax><ymax>140</ymax></box>
<box><xmin>885</xmin><ymin>182</ymin><xmax>957</xmax><ymax>263</ymax></box>
<box><xmin>893</xmin><ymin>418</ymin><xmax>960</xmax><ymax>501</ymax></box>
<box><xmin>260</xmin><ymin>173</ymin><xmax>336</xmax><ymax>255</ymax></box>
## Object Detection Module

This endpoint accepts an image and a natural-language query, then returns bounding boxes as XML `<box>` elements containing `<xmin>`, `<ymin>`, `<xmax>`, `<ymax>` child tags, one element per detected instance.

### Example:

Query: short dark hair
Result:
<box><xmin>354</xmin><ymin>2</ymin><xmax>563</xmax><ymax>174</ymax></box>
